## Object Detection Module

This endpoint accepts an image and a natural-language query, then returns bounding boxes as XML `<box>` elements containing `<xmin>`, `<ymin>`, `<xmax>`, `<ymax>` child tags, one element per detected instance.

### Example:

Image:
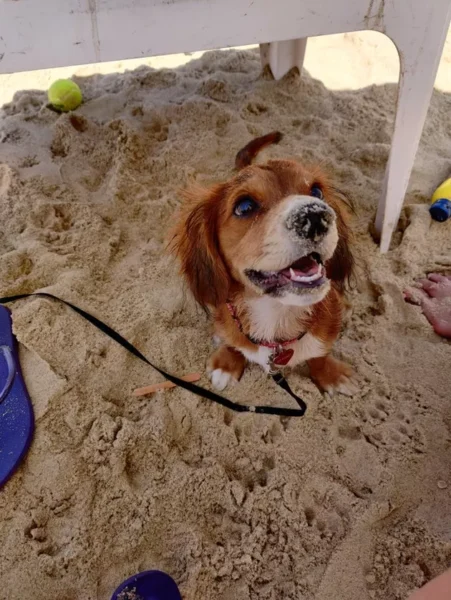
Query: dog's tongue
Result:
<box><xmin>282</xmin><ymin>255</ymin><xmax>320</xmax><ymax>278</ymax></box>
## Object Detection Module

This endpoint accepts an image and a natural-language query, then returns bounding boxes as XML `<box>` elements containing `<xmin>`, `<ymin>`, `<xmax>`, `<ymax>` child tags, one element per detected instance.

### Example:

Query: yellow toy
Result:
<box><xmin>48</xmin><ymin>79</ymin><xmax>82</xmax><ymax>112</ymax></box>
<box><xmin>430</xmin><ymin>178</ymin><xmax>451</xmax><ymax>222</ymax></box>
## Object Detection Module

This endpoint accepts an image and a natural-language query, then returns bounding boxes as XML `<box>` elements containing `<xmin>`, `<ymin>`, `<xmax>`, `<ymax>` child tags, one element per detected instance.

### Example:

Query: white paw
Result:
<box><xmin>209</xmin><ymin>369</ymin><xmax>236</xmax><ymax>391</ymax></box>
<box><xmin>325</xmin><ymin>375</ymin><xmax>359</xmax><ymax>397</ymax></box>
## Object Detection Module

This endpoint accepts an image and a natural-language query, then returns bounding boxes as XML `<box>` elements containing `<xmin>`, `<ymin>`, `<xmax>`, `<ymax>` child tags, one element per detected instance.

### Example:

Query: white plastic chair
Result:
<box><xmin>260</xmin><ymin>6</ymin><xmax>451</xmax><ymax>252</ymax></box>
<box><xmin>1</xmin><ymin>0</ymin><xmax>450</xmax><ymax>252</ymax></box>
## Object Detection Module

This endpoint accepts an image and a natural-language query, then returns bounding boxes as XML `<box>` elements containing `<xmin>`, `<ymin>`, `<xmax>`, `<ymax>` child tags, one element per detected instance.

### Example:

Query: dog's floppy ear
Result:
<box><xmin>235</xmin><ymin>131</ymin><xmax>282</xmax><ymax>169</ymax></box>
<box><xmin>169</xmin><ymin>183</ymin><xmax>231</xmax><ymax>310</ymax></box>
<box><xmin>325</xmin><ymin>188</ymin><xmax>355</xmax><ymax>292</ymax></box>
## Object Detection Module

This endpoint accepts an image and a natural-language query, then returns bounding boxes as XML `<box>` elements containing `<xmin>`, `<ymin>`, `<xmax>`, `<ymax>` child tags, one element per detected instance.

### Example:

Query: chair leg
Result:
<box><xmin>260</xmin><ymin>38</ymin><xmax>307</xmax><ymax>80</ymax></box>
<box><xmin>375</xmin><ymin>22</ymin><xmax>450</xmax><ymax>253</ymax></box>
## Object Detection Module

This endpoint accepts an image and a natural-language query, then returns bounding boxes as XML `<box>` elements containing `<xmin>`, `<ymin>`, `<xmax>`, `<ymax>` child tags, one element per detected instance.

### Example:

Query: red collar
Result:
<box><xmin>226</xmin><ymin>302</ymin><xmax>303</xmax><ymax>349</ymax></box>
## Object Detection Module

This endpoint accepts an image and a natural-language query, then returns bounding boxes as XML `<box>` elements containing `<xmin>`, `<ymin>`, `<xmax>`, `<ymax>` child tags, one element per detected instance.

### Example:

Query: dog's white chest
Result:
<box><xmin>239</xmin><ymin>333</ymin><xmax>326</xmax><ymax>372</ymax></box>
<box><xmin>240</xmin><ymin>345</ymin><xmax>274</xmax><ymax>372</ymax></box>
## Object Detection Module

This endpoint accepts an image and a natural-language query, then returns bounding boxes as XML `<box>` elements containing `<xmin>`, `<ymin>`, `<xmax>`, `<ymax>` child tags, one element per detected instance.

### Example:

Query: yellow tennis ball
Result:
<box><xmin>48</xmin><ymin>79</ymin><xmax>83</xmax><ymax>112</ymax></box>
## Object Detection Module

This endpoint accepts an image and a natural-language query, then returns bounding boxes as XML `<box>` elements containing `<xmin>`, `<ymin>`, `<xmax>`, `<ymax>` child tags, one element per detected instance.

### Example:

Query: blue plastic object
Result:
<box><xmin>111</xmin><ymin>570</ymin><xmax>182</xmax><ymax>600</ymax></box>
<box><xmin>430</xmin><ymin>198</ymin><xmax>451</xmax><ymax>222</ymax></box>
<box><xmin>0</xmin><ymin>305</ymin><xmax>34</xmax><ymax>488</ymax></box>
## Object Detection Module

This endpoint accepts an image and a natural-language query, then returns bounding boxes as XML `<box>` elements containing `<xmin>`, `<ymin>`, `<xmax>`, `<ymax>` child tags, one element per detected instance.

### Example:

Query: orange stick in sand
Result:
<box><xmin>132</xmin><ymin>373</ymin><xmax>201</xmax><ymax>397</ymax></box>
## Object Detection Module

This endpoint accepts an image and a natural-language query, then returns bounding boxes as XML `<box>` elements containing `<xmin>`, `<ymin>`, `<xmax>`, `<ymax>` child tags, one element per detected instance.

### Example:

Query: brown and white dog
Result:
<box><xmin>170</xmin><ymin>132</ymin><xmax>357</xmax><ymax>396</ymax></box>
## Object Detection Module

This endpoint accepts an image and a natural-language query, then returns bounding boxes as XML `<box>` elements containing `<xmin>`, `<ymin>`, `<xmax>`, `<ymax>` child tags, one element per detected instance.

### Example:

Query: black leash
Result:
<box><xmin>0</xmin><ymin>292</ymin><xmax>307</xmax><ymax>417</ymax></box>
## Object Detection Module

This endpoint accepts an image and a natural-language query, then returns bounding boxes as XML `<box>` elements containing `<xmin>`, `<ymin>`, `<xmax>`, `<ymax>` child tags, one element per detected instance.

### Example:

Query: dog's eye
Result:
<box><xmin>233</xmin><ymin>195</ymin><xmax>259</xmax><ymax>217</ymax></box>
<box><xmin>310</xmin><ymin>184</ymin><xmax>324</xmax><ymax>199</ymax></box>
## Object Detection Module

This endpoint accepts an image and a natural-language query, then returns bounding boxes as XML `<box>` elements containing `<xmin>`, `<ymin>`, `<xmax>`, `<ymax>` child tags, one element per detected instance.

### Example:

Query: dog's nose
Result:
<box><xmin>286</xmin><ymin>201</ymin><xmax>335</xmax><ymax>240</ymax></box>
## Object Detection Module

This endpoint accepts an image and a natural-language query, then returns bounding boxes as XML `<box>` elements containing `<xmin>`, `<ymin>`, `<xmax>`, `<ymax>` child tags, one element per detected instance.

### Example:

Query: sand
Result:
<box><xmin>0</xmin><ymin>31</ymin><xmax>451</xmax><ymax>600</ymax></box>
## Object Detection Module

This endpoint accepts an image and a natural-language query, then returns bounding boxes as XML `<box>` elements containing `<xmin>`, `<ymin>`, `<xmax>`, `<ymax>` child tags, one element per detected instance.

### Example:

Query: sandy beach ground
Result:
<box><xmin>0</xmin><ymin>30</ymin><xmax>451</xmax><ymax>600</ymax></box>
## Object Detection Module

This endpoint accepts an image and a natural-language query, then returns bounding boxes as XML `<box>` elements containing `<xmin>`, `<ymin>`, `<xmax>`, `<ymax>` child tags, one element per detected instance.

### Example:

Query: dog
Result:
<box><xmin>169</xmin><ymin>132</ymin><xmax>356</xmax><ymax>396</ymax></box>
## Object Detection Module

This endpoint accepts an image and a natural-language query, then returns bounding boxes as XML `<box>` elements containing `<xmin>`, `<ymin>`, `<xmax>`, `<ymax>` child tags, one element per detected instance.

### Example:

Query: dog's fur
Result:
<box><xmin>169</xmin><ymin>133</ymin><xmax>356</xmax><ymax>395</ymax></box>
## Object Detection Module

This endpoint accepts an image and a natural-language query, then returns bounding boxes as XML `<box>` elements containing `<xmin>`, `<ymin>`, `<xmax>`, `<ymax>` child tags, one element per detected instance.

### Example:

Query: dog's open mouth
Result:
<box><xmin>246</xmin><ymin>252</ymin><xmax>327</xmax><ymax>292</ymax></box>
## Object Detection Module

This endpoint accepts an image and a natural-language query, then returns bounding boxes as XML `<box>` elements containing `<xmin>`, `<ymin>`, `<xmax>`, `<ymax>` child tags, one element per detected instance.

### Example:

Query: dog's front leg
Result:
<box><xmin>290</xmin><ymin>290</ymin><xmax>357</xmax><ymax>396</ymax></box>
<box><xmin>288</xmin><ymin>333</ymin><xmax>357</xmax><ymax>396</ymax></box>
<box><xmin>207</xmin><ymin>345</ymin><xmax>246</xmax><ymax>391</ymax></box>
<box><xmin>307</xmin><ymin>354</ymin><xmax>357</xmax><ymax>396</ymax></box>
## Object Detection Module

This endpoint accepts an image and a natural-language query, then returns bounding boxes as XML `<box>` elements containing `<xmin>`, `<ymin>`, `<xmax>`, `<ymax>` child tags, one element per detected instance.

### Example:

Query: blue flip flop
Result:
<box><xmin>0</xmin><ymin>305</ymin><xmax>34</xmax><ymax>488</ymax></box>
<box><xmin>111</xmin><ymin>570</ymin><xmax>182</xmax><ymax>600</ymax></box>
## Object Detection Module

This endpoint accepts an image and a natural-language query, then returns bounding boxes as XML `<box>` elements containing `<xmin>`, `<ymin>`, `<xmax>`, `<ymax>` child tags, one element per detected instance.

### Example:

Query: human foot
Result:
<box><xmin>404</xmin><ymin>273</ymin><xmax>451</xmax><ymax>338</ymax></box>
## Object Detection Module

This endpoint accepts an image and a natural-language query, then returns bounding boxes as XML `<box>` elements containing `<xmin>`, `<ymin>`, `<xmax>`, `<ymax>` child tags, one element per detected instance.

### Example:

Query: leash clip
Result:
<box><xmin>268</xmin><ymin>345</ymin><xmax>282</xmax><ymax>375</ymax></box>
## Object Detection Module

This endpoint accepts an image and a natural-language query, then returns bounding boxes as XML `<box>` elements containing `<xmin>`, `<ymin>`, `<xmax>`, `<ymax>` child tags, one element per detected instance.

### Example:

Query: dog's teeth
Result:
<box><xmin>289</xmin><ymin>267</ymin><xmax>322</xmax><ymax>283</ymax></box>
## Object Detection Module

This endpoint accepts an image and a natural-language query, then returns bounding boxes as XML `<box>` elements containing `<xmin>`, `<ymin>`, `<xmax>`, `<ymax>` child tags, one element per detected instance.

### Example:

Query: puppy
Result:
<box><xmin>170</xmin><ymin>132</ymin><xmax>356</xmax><ymax>395</ymax></box>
